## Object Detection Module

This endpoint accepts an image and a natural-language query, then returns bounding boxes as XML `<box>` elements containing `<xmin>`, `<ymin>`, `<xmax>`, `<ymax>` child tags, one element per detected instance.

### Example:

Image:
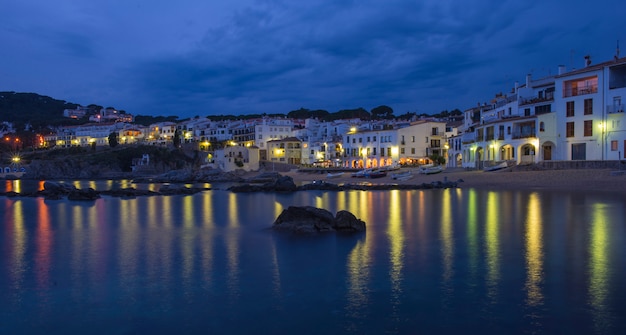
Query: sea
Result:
<box><xmin>1</xmin><ymin>179</ymin><xmax>625</xmax><ymax>335</ymax></box>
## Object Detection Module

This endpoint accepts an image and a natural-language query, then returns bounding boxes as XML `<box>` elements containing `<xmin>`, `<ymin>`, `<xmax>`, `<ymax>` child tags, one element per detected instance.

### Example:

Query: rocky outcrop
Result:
<box><xmin>229</xmin><ymin>174</ymin><xmax>297</xmax><ymax>193</ymax></box>
<box><xmin>37</xmin><ymin>181</ymin><xmax>100</xmax><ymax>201</ymax></box>
<box><xmin>272</xmin><ymin>206</ymin><xmax>365</xmax><ymax>233</ymax></box>
<box><xmin>1</xmin><ymin>182</ymin><xmax>208</xmax><ymax>200</ymax></box>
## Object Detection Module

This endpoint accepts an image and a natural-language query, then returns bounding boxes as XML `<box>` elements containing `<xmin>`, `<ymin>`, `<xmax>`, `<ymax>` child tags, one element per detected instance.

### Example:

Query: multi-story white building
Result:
<box><xmin>213</xmin><ymin>145</ymin><xmax>260</xmax><ymax>172</ymax></box>
<box><xmin>458</xmin><ymin>55</ymin><xmax>626</xmax><ymax>169</ymax></box>
<box><xmin>554</xmin><ymin>56</ymin><xmax>626</xmax><ymax>161</ymax></box>
<box><xmin>342</xmin><ymin>120</ymin><xmax>446</xmax><ymax>169</ymax></box>
<box><xmin>254</xmin><ymin>118</ymin><xmax>295</xmax><ymax>160</ymax></box>
<box><xmin>296</xmin><ymin>118</ymin><xmax>354</xmax><ymax>166</ymax></box>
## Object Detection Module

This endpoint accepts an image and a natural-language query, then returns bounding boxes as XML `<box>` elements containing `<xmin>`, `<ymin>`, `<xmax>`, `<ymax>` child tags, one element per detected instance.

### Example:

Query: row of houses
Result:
<box><xmin>39</xmin><ymin>54</ymin><xmax>626</xmax><ymax>172</ymax></box>
<box><xmin>447</xmin><ymin>55</ymin><xmax>626</xmax><ymax>169</ymax></box>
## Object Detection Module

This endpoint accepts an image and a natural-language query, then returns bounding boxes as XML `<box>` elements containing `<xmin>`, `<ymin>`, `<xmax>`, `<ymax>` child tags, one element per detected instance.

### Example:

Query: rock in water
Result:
<box><xmin>272</xmin><ymin>206</ymin><xmax>365</xmax><ymax>233</ymax></box>
<box><xmin>334</xmin><ymin>210</ymin><xmax>366</xmax><ymax>232</ymax></box>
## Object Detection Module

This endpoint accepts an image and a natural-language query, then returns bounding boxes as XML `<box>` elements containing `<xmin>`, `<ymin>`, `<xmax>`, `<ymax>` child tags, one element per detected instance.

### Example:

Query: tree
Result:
<box><xmin>173</xmin><ymin>130</ymin><xmax>181</xmax><ymax>148</ymax></box>
<box><xmin>429</xmin><ymin>154</ymin><xmax>446</xmax><ymax>165</ymax></box>
<box><xmin>371</xmin><ymin>105</ymin><xmax>394</xmax><ymax>120</ymax></box>
<box><xmin>108</xmin><ymin>132</ymin><xmax>119</xmax><ymax>148</ymax></box>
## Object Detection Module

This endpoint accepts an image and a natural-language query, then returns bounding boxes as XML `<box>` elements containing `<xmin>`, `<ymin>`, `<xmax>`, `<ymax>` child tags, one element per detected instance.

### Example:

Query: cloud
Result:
<box><xmin>2</xmin><ymin>0</ymin><xmax>626</xmax><ymax>117</ymax></box>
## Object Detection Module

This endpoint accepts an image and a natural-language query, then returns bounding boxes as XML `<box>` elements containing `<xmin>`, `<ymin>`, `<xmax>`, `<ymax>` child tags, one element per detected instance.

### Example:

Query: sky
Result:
<box><xmin>1</xmin><ymin>0</ymin><xmax>625</xmax><ymax>119</ymax></box>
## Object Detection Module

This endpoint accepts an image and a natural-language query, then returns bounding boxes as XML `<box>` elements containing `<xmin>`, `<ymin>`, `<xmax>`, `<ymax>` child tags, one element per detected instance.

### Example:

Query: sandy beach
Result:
<box><xmin>281</xmin><ymin>167</ymin><xmax>626</xmax><ymax>194</ymax></box>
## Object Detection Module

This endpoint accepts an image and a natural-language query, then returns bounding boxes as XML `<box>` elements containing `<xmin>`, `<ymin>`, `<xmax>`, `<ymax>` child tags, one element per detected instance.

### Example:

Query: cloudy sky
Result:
<box><xmin>1</xmin><ymin>0</ymin><xmax>625</xmax><ymax>118</ymax></box>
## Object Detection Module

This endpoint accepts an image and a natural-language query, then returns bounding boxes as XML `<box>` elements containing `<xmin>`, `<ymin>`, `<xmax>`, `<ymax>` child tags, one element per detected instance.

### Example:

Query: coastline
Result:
<box><xmin>280</xmin><ymin>167</ymin><xmax>626</xmax><ymax>194</ymax></box>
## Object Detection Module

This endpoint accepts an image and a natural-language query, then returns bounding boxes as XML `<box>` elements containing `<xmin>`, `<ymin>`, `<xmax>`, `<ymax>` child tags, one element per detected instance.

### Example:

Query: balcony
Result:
<box><xmin>519</xmin><ymin>94</ymin><xmax>554</xmax><ymax>106</ymax></box>
<box><xmin>607</xmin><ymin>104</ymin><xmax>625</xmax><ymax>114</ymax></box>
<box><xmin>563</xmin><ymin>85</ymin><xmax>598</xmax><ymax>97</ymax></box>
<box><xmin>512</xmin><ymin>130</ymin><xmax>536</xmax><ymax>139</ymax></box>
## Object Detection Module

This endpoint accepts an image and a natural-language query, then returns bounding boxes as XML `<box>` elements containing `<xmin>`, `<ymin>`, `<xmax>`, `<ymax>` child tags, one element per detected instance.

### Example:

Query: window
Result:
<box><xmin>566</xmin><ymin>122</ymin><xmax>575</xmax><ymax>137</ymax></box>
<box><xmin>584</xmin><ymin>98</ymin><xmax>593</xmax><ymax>115</ymax></box>
<box><xmin>412</xmin><ymin>136</ymin><xmax>415</xmax><ymax>142</ymax></box>
<box><xmin>611</xmin><ymin>140</ymin><xmax>618</xmax><ymax>151</ymax></box>
<box><xmin>540</xmin><ymin>122</ymin><xmax>545</xmax><ymax>132</ymax></box>
<box><xmin>411</xmin><ymin>148</ymin><xmax>415</xmax><ymax>154</ymax></box>
<box><xmin>367</xmin><ymin>137</ymin><xmax>370</xmax><ymax>142</ymax></box>
<box><xmin>507</xmin><ymin>126</ymin><xmax>511</xmax><ymax>134</ymax></box>
<box><xmin>359</xmin><ymin>138</ymin><xmax>362</xmax><ymax>143</ymax></box>
<box><xmin>566</xmin><ymin>101</ymin><xmax>575</xmax><ymax>117</ymax></box>
<box><xmin>373</xmin><ymin>148</ymin><xmax>377</xmax><ymax>155</ymax></box>
<box><xmin>524</xmin><ymin>108</ymin><xmax>531</xmax><ymax>116</ymax></box>
<box><xmin>387</xmin><ymin>148</ymin><xmax>391</xmax><ymax>156</ymax></box>
<box><xmin>400</xmin><ymin>148</ymin><xmax>405</xmax><ymax>154</ymax></box>
<box><xmin>373</xmin><ymin>136</ymin><xmax>376</xmax><ymax>142</ymax></box>
<box><xmin>431</xmin><ymin>128</ymin><xmax>438</xmax><ymax>135</ymax></box>
<box><xmin>584</xmin><ymin>120</ymin><xmax>593</xmax><ymax>136</ymax></box>
<box><xmin>310</xmin><ymin>150</ymin><xmax>314</xmax><ymax>155</ymax></box>
<box><xmin>258</xmin><ymin>134</ymin><xmax>263</xmax><ymax>139</ymax></box>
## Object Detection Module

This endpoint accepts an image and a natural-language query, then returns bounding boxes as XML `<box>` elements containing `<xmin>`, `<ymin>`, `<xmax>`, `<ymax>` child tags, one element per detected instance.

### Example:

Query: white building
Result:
<box><xmin>342</xmin><ymin>120</ymin><xmax>446</xmax><ymax>169</ymax></box>
<box><xmin>213</xmin><ymin>145</ymin><xmax>260</xmax><ymax>172</ymax></box>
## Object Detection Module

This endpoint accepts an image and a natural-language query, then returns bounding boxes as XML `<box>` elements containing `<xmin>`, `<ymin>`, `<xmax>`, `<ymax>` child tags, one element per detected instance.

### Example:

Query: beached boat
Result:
<box><xmin>484</xmin><ymin>161</ymin><xmax>508</xmax><ymax>172</ymax></box>
<box><xmin>365</xmin><ymin>170</ymin><xmax>387</xmax><ymax>179</ymax></box>
<box><xmin>326</xmin><ymin>172</ymin><xmax>345</xmax><ymax>179</ymax></box>
<box><xmin>418</xmin><ymin>165</ymin><xmax>443</xmax><ymax>175</ymax></box>
<box><xmin>351</xmin><ymin>169</ymin><xmax>371</xmax><ymax>178</ymax></box>
<box><xmin>391</xmin><ymin>171</ymin><xmax>412</xmax><ymax>180</ymax></box>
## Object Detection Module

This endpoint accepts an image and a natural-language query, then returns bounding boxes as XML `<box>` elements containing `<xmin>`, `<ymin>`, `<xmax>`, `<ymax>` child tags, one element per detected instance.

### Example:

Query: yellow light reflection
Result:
<box><xmin>201</xmin><ymin>193</ymin><xmax>215</xmax><ymax>287</ymax></box>
<box><xmin>36</xmin><ymin>198</ymin><xmax>52</xmax><ymax>289</ymax></box>
<box><xmin>345</xmin><ymin>235</ymin><xmax>371</xmax><ymax>319</ymax></box>
<box><xmin>440</xmin><ymin>189</ymin><xmax>454</xmax><ymax>284</ymax></box>
<box><xmin>485</xmin><ymin>191</ymin><xmax>500</xmax><ymax>301</ymax></box>
<box><xmin>182</xmin><ymin>196</ymin><xmax>194</xmax><ymax>284</ymax></box>
<box><xmin>10</xmin><ymin>200</ymin><xmax>26</xmax><ymax>290</ymax></box>
<box><xmin>524</xmin><ymin>192</ymin><xmax>544</xmax><ymax>307</ymax></box>
<box><xmin>466</xmin><ymin>190</ymin><xmax>479</xmax><ymax>277</ymax></box>
<box><xmin>387</xmin><ymin>190</ymin><xmax>405</xmax><ymax>304</ymax></box>
<box><xmin>227</xmin><ymin>193</ymin><xmax>240</xmax><ymax>301</ymax></box>
<box><xmin>589</xmin><ymin>203</ymin><xmax>611</xmax><ymax>333</ymax></box>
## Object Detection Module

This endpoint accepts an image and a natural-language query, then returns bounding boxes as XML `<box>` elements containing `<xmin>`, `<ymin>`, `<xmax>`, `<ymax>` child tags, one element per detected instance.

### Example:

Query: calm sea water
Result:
<box><xmin>1</xmin><ymin>180</ymin><xmax>625</xmax><ymax>334</ymax></box>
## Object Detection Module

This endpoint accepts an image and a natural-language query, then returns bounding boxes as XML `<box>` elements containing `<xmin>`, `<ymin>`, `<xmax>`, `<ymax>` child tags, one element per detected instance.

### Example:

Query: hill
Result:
<box><xmin>0</xmin><ymin>91</ymin><xmax>82</xmax><ymax>129</ymax></box>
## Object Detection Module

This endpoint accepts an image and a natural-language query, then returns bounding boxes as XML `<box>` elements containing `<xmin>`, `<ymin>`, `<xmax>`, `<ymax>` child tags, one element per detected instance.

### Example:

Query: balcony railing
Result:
<box><xmin>563</xmin><ymin>85</ymin><xmax>598</xmax><ymax>97</ymax></box>
<box><xmin>607</xmin><ymin>104</ymin><xmax>625</xmax><ymax>114</ymax></box>
<box><xmin>511</xmin><ymin>130</ymin><xmax>536</xmax><ymax>139</ymax></box>
<box><xmin>519</xmin><ymin>95</ymin><xmax>554</xmax><ymax>106</ymax></box>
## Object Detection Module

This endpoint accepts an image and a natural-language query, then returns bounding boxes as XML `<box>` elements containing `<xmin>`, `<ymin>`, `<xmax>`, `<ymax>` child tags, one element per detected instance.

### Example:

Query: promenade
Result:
<box><xmin>282</xmin><ymin>167</ymin><xmax>626</xmax><ymax>194</ymax></box>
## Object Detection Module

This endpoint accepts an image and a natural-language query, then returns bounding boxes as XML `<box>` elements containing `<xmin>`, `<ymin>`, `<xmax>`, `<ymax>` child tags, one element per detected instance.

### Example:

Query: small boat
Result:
<box><xmin>351</xmin><ymin>169</ymin><xmax>371</xmax><ymax>178</ymax></box>
<box><xmin>380</xmin><ymin>164</ymin><xmax>401</xmax><ymax>172</ymax></box>
<box><xmin>365</xmin><ymin>170</ymin><xmax>387</xmax><ymax>178</ymax></box>
<box><xmin>326</xmin><ymin>172</ymin><xmax>345</xmax><ymax>179</ymax></box>
<box><xmin>484</xmin><ymin>161</ymin><xmax>508</xmax><ymax>172</ymax></box>
<box><xmin>391</xmin><ymin>171</ymin><xmax>412</xmax><ymax>180</ymax></box>
<box><xmin>418</xmin><ymin>165</ymin><xmax>443</xmax><ymax>175</ymax></box>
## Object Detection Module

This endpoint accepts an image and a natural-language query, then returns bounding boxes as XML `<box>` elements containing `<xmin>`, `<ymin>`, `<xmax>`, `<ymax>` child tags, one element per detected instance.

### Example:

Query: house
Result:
<box><xmin>213</xmin><ymin>145</ymin><xmax>260</xmax><ymax>172</ymax></box>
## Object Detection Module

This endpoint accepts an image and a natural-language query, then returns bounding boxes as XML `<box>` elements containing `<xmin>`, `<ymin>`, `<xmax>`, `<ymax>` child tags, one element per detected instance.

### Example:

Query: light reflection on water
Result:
<box><xmin>1</xmin><ymin>188</ymin><xmax>626</xmax><ymax>334</ymax></box>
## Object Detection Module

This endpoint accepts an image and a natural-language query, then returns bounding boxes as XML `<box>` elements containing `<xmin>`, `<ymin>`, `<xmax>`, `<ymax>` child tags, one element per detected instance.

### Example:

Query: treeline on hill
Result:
<box><xmin>0</xmin><ymin>91</ymin><xmax>82</xmax><ymax>129</ymax></box>
<box><xmin>0</xmin><ymin>92</ymin><xmax>463</xmax><ymax>130</ymax></box>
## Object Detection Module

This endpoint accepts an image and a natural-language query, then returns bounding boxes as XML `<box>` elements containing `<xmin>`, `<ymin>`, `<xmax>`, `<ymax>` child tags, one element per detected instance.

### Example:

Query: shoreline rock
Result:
<box><xmin>272</xmin><ymin>206</ymin><xmax>366</xmax><ymax>233</ymax></box>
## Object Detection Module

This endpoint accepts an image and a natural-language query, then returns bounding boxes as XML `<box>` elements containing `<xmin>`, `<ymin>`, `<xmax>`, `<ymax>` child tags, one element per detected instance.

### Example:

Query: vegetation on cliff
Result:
<box><xmin>20</xmin><ymin>145</ymin><xmax>197</xmax><ymax>179</ymax></box>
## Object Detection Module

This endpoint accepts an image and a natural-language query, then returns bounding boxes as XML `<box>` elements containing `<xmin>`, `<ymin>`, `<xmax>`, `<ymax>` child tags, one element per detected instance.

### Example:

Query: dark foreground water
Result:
<box><xmin>1</xmin><ymin>181</ymin><xmax>626</xmax><ymax>334</ymax></box>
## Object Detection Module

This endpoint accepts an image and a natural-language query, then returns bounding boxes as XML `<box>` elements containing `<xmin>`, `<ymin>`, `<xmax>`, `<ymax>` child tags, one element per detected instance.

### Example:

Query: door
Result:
<box><xmin>543</xmin><ymin>145</ymin><xmax>552</xmax><ymax>160</ymax></box>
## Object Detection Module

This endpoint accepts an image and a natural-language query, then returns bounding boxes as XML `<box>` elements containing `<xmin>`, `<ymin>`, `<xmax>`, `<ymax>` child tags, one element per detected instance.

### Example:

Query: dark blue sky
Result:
<box><xmin>1</xmin><ymin>0</ymin><xmax>624</xmax><ymax>118</ymax></box>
